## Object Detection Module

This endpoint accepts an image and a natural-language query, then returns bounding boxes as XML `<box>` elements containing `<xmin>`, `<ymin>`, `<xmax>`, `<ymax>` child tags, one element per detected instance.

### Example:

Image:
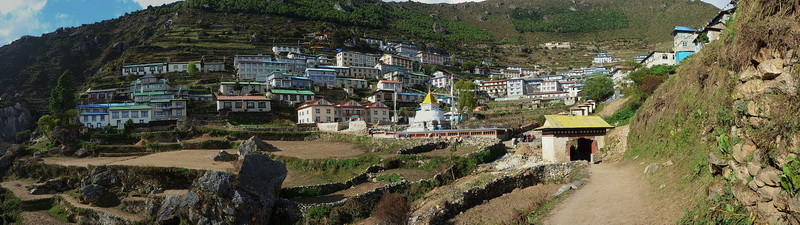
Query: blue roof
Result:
<box><xmin>77</xmin><ymin>104</ymin><xmax>108</xmax><ymax>108</ymax></box>
<box><xmin>189</xmin><ymin>94</ymin><xmax>213</xmax><ymax>97</ymax></box>
<box><xmin>674</xmin><ymin>26</ymin><xmax>697</xmax><ymax>33</ymax></box>
<box><xmin>80</xmin><ymin>112</ymin><xmax>109</xmax><ymax>115</ymax></box>
<box><xmin>291</xmin><ymin>76</ymin><xmax>312</xmax><ymax>80</ymax></box>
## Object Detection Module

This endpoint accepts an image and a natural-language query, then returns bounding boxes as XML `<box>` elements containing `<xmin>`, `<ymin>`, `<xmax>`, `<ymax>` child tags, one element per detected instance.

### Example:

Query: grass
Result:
<box><xmin>0</xmin><ymin>188</ymin><xmax>22</xmax><ymax>224</ymax></box>
<box><xmin>48</xmin><ymin>203</ymin><xmax>70</xmax><ymax>223</ymax></box>
<box><xmin>376</xmin><ymin>174</ymin><xmax>404</xmax><ymax>183</ymax></box>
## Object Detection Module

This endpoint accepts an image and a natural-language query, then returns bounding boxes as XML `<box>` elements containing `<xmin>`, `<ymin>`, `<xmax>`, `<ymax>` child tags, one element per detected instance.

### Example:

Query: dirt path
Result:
<box><xmin>43</xmin><ymin>150</ymin><xmax>237</xmax><ymax>171</ymax></box>
<box><xmin>543</xmin><ymin>163</ymin><xmax>678</xmax><ymax>225</ymax></box>
<box><xmin>22</xmin><ymin>211</ymin><xmax>72</xmax><ymax>225</ymax></box>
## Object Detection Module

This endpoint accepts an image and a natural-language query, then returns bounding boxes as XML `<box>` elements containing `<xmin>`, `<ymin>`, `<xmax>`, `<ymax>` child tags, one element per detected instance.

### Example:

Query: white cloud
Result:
<box><xmin>0</xmin><ymin>0</ymin><xmax>48</xmax><ymax>45</ymax></box>
<box><xmin>55</xmin><ymin>12</ymin><xmax>69</xmax><ymax>19</ymax></box>
<box><xmin>131</xmin><ymin>0</ymin><xmax>180</xmax><ymax>8</ymax></box>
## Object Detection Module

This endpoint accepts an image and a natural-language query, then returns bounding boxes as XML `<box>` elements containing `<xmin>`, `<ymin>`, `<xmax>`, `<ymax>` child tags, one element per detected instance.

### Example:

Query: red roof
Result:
<box><xmin>482</xmin><ymin>80</ymin><xmax>506</xmax><ymax>83</ymax></box>
<box><xmin>559</xmin><ymin>81</ymin><xmax>577</xmax><ymax>84</ymax></box>
<box><xmin>380</xmin><ymin>80</ymin><xmax>402</xmax><ymax>84</ymax></box>
<box><xmin>363</xmin><ymin>101</ymin><xmax>388</xmax><ymax>108</ymax></box>
<box><xmin>297</xmin><ymin>98</ymin><xmax>334</xmax><ymax>110</ymax></box>
<box><xmin>216</xmin><ymin>95</ymin><xmax>268</xmax><ymax>101</ymax></box>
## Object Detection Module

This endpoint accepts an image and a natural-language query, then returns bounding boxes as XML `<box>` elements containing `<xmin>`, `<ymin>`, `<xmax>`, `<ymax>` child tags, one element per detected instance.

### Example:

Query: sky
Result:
<box><xmin>0</xmin><ymin>0</ymin><xmax>732</xmax><ymax>46</ymax></box>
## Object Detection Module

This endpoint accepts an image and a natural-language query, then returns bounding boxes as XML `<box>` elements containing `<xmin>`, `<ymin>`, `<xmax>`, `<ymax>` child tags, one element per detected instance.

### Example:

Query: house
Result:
<box><xmin>203</xmin><ymin>62</ymin><xmax>226</xmax><ymax>72</ymax></box>
<box><xmin>218</xmin><ymin>82</ymin><xmax>267</xmax><ymax>96</ymax></box>
<box><xmin>528</xmin><ymin>91</ymin><xmax>569</xmax><ymax>99</ymax></box>
<box><xmin>268</xmin><ymin>89</ymin><xmax>316</xmax><ymax>105</ymax></box>
<box><xmin>216</xmin><ymin>95</ymin><xmax>272</xmax><ymax>115</ymax></box>
<box><xmin>334</xmin><ymin>78</ymin><xmax>369</xmax><ymax>89</ymax></box>
<box><xmin>272</xmin><ymin>45</ymin><xmax>302</xmax><ymax>55</ymax></box>
<box><xmin>360</xmin><ymin>38</ymin><xmax>384</xmax><ymax>49</ymax></box>
<box><xmin>122</xmin><ymin>63</ymin><xmax>168</xmax><ymax>76</ymax></box>
<box><xmin>540</xmin><ymin>75</ymin><xmax>566</xmax><ymax>81</ymax></box>
<box><xmin>316</xmin><ymin>65</ymin><xmax>351</xmax><ymax>78</ymax></box>
<box><xmin>336</xmin><ymin>51</ymin><xmax>378</xmax><ymax>67</ymax></box>
<box><xmin>304</xmin><ymin>68</ymin><xmax>337</xmax><ymax>86</ymax></box>
<box><xmin>473</xmin><ymin>67</ymin><xmax>489</xmax><ymax>76</ymax></box>
<box><xmin>416</xmin><ymin>52</ymin><xmax>445</xmax><ymax>65</ymax></box>
<box><xmin>129</xmin><ymin>74</ymin><xmax>171</xmax><ymax>98</ymax></box>
<box><xmin>297</xmin><ymin>98</ymin><xmax>338</xmax><ymax>124</ymax></box>
<box><xmin>379</xmin><ymin>54</ymin><xmax>414</xmax><ymax>71</ymax></box>
<box><xmin>377</xmin><ymin>80</ymin><xmax>403</xmax><ymax>92</ymax></box>
<box><xmin>543</xmin><ymin>42</ymin><xmax>571</xmax><ymax>49</ymax></box>
<box><xmin>86</xmin><ymin>88</ymin><xmax>127</xmax><ymax>104</ymax></box>
<box><xmin>77</xmin><ymin>104</ymin><xmax>112</xmax><ymax>129</ymax></box>
<box><xmin>234</xmin><ymin>55</ymin><xmax>271</xmax><ymax>68</ymax></box>
<box><xmin>536</xmin><ymin>115</ymin><xmax>614</xmax><ymax>163</ymax></box>
<box><xmin>384</xmin><ymin>42</ymin><xmax>420</xmax><ymax>57</ymax></box>
<box><xmin>349</xmin><ymin>67</ymin><xmax>381</xmax><ymax>79</ymax></box>
<box><xmin>506</xmin><ymin>78</ymin><xmax>527</xmax><ymax>96</ymax></box>
<box><xmin>150</xmin><ymin>99</ymin><xmax>187</xmax><ymax>121</ymax></box>
<box><xmin>478</xmin><ymin>80</ymin><xmax>507</xmax><ymax>98</ymax></box>
<box><xmin>108</xmin><ymin>104</ymin><xmax>153</xmax><ymax>129</ymax></box>
<box><xmin>673</xmin><ymin>26</ymin><xmax>700</xmax><ymax>63</ymax></box>
<box><xmin>540</xmin><ymin>80</ymin><xmax>564</xmax><ymax>92</ymax></box>
<box><xmin>265</xmin><ymin>71</ymin><xmax>313</xmax><ymax>90</ymax></box>
<box><xmin>593</xmin><ymin>53</ymin><xmax>613</xmax><ymax>64</ymax></box>
<box><xmin>501</xmin><ymin>68</ymin><xmax>521</xmax><ymax>79</ymax></box>
<box><xmin>235</xmin><ymin>60</ymin><xmax>289</xmax><ymax>81</ymax></box>
<box><xmin>276</xmin><ymin>57</ymin><xmax>309</xmax><ymax>74</ymax></box>
<box><xmin>383</xmin><ymin>71</ymin><xmax>431</xmax><ymax>88</ymax></box>
<box><xmin>168</xmin><ymin>61</ymin><xmax>201</xmax><ymax>73</ymax></box>
<box><xmin>363</xmin><ymin>101</ymin><xmax>392</xmax><ymax>123</ymax></box>
<box><xmin>375</xmin><ymin>63</ymin><xmax>407</xmax><ymax>75</ymax></box>
<box><xmin>430</xmin><ymin>73</ymin><xmax>453</xmax><ymax>89</ymax></box>
<box><xmin>640</xmin><ymin>51</ymin><xmax>677</xmax><ymax>68</ymax></box>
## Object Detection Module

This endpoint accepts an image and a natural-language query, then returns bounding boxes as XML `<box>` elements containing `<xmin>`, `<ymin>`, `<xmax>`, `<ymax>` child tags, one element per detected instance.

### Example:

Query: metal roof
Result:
<box><xmin>270</xmin><ymin>89</ymin><xmax>315</xmax><ymax>95</ymax></box>
<box><xmin>109</xmin><ymin>105</ymin><xmax>152</xmax><ymax>110</ymax></box>
<box><xmin>536</xmin><ymin>115</ymin><xmax>614</xmax><ymax>130</ymax></box>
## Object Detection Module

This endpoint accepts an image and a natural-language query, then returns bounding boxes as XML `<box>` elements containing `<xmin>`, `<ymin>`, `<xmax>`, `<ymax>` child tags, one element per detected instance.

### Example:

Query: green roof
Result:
<box><xmin>150</xmin><ymin>99</ymin><xmax>184</xmax><ymax>103</ymax></box>
<box><xmin>109</xmin><ymin>105</ymin><xmax>152</xmax><ymax>110</ymax></box>
<box><xmin>123</xmin><ymin>62</ymin><xmax>167</xmax><ymax>67</ymax></box>
<box><xmin>270</xmin><ymin>89</ymin><xmax>315</xmax><ymax>95</ymax></box>
<box><xmin>220</xmin><ymin>82</ymin><xmax>264</xmax><ymax>85</ymax></box>
<box><xmin>133</xmin><ymin>91</ymin><xmax>168</xmax><ymax>96</ymax></box>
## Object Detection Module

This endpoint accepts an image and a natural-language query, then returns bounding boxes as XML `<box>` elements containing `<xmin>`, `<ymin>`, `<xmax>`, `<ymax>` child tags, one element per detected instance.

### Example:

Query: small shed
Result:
<box><xmin>536</xmin><ymin>115</ymin><xmax>614</xmax><ymax>163</ymax></box>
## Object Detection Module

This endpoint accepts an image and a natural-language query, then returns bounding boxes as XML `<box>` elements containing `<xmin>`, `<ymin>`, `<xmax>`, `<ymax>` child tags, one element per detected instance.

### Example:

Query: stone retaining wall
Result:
<box><xmin>281</xmin><ymin>165</ymin><xmax>384</xmax><ymax>197</ymax></box>
<box><xmin>397</xmin><ymin>142</ymin><xmax>449</xmax><ymax>154</ymax></box>
<box><xmin>410</xmin><ymin>162</ymin><xmax>585</xmax><ymax>225</ymax></box>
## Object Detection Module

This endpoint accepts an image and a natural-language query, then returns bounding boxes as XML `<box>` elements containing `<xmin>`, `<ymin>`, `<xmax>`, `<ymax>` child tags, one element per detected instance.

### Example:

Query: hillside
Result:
<box><xmin>625</xmin><ymin>0</ymin><xmax>800</xmax><ymax>223</ymax></box>
<box><xmin>0</xmin><ymin>0</ymin><xmax>718</xmax><ymax>103</ymax></box>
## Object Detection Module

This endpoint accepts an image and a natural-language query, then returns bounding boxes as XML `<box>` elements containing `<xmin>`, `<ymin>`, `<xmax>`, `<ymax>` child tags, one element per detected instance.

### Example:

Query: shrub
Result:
<box><xmin>307</xmin><ymin>205</ymin><xmax>332</xmax><ymax>221</ymax></box>
<box><xmin>0</xmin><ymin>188</ymin><xmax>22</xmax><ymax>224</ymax></box>
<box><xmin>376</xmin><ymin>174</ymin><xmax>403</xmax><ymax>183</ymax></box>
<box><xmin>780</xmin><ymin>157</ymin><xmax>800</xmax><ymax>195</ymax></box>
<box><xmin>372</xmin><ymin>192</ymin><xmax>410</xmax><ymax>225</ymax></box>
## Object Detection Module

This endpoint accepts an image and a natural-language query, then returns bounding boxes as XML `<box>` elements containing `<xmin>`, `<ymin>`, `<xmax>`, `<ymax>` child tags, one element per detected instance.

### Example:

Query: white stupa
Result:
<box><xmin>407</xmin><ymin>92</ymin><xmax>451</xmax><ymax>132</ymax></box>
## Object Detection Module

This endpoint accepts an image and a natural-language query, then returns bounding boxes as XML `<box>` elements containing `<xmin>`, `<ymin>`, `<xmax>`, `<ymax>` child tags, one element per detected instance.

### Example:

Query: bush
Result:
<box><xmin>0</xmin><ymin>188</ymin><xmax>22</xmax><ymax>224</ymax></box>
<box><xmin>780</xmin><ymin>157</ymin><xmax>800</xmax><ymax>195</ymax></box>
<box><xmin>376</xmin><ymin>174</ymin><xmax>403</xmax><ymax>183</ymax></box>
<box><xmin>307</xmin><ymin>205</ymin><xmax>332</xmax><ymax>221</ymax></box>
<box><xmin>373</xmin><ymin>192</ymin><xmax>410</xmax><ymax>225</ymax></box>
<box><xmin>14</xmin><ymin>130</ymin><xmax>31</xmax><ymax>143</ymax></box>
<box><xmin>282</xmin><ymin>187</ymin><xmax>324</xmax><ymax>198</ymax></box>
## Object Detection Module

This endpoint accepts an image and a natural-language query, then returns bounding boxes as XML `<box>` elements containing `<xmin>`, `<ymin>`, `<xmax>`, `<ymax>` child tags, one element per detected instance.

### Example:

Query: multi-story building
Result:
<box><xmin>216</xmin><ymin>95</ymin><xmax>271</xmax><ymax>115</ymax></box>
<box><xmin>375</xmin><ymin>63</ymin><xmax>407</xmax><ymax>75</ymax></box>
<box><xmin>235</xmin><ymin>60</ymin><xmax>289</xmax><ymax>81</ymax></box>
<box><xmin>150</xmin><ymin>99</ymin><xmax>187</xmax><ymax>122</ymax></box>
<box><xmin>297</xmin><ymin>98</ymin><xmax>392</xmax><ymax>124</ymax></box>
<box><xmin>430</xmin><ymin>73</ymin><xmax>453</xmax><ymax>89</ymax></box>
<box><xmin>673</xmin><ymin>26</ymin><xmax>700</xmax><ymax>63</ymax></box>
<box><xmin>297</xmin><ymin>98</ymin><xmax>338</xmax><ymax>124</ymax></box>
<box><xmin>203</xmin><ymin>62</ymin><xmax>226</xmax><ymax>72</ymax></box>
<box><xmin>168</xmin><ymin>61</ymin><xmax>201</xmax><ymax>73</ymax></box>
<box><xmin>383</xmin><ymin>71</ymin><xmax>431</xmax><ymax>88</ymax></box>
<box><xmin>363</xmin><ymin>101</ymin><xmax>392</xmax><ymax>123</ymax></box>
<box><xmin>85</xmin><ymin>88</ymin><xmax>127</xmax><ymax>104</ymax></box>
<box><xmin>129</xmin><ymin>74</ymin><xmax>171</xmax><ymax>97</ymax></box>
<box><xmin>334</xmin><ymin>78</ymin><xmax>369</xmax><ymax>89</ymax></box>
<box><xmin>276</xmin><ymin>57</ymin><xmax>309</xmax><ymax>74</ymax></box>
<box><xmin>77</xmin><ymin>104</ymin><xmax>113</xmax><ymax>129</ymax></box>
<box><xmin>379</xmin><ymin>54</ymin><xmax>413</xmax><ymax>71</ymax></box>
<box><xmin>640</xmin><ymin>51</ymin><xmax>677</xmax><ymax>68</ymax></box>
<box><xmin>234</xmin><ymin>55</ymin><xmax>271</xmax><ymax>68</ymax></box>
<box><xmin>268</xmin><ymin>89</ymin><xmax>316</xmax><ymax>105</ymax></box>
<box><xmin>304</xmin><ymin>68</ymin><xmax>337</xmax><ymax>86</ymax></box>
<box><xmin>218</xmin><ymin>82</ymin><xmax>267</xmax><ymax>96</ymax></box>
<box><xmin>272</xmin><ymin>45</ymin><xmax>301</xmax><ymax>55</ymax></box>
<box><xmin>122</xmin><ymin>63</ymin><xmax>168</xmax><ymax>76</ymax></box>
<box><xmin>336</xmin><ymin>51</ymin><xmax>378</xmax><ymax>67</ymax></box>
<box><xmin>109</xmin><ymin>104</ymin><xmax>153</xmax><ymax>129</ymax></box>
<box><xmin>506</xmin><ymin>78</ymin><xmax>526</xmax><ymax>97</ymax></box>
<box><xmin>540</xmin><ymin>80</ymin><xmax>564</xmax><ymax>92</ymax></box>
<box><xmin>377</xmin><ymin>80</ymin><xmax>403</xmax><ymax>92</ymax></box>
<box><xmin>266</xmin><ymin>71</ymin><xmax>313</xmax><ymax>90</ymax></box>
<box><xmin>316</xmin><ymin>65</ymin><xmax>351</xmax><ymax>78</ymax></box>
<box><xmin>593</xmin><ymin>53</ymin><xmax>613</xmax><ymax>64</ymax></box>
<box><xmin>479</xmin><ymin>80</ymin><xmax>507</xmax><ymax>98</ymax></box>
<box><xmin>349</xmin><ymin>66</ymin><xmax>381</xmax><ymax>79</ymax></box>
<box><xmin>416</xmin><ymin>52</ymin><xmax>445</xmax><ymax>65</ymax></box>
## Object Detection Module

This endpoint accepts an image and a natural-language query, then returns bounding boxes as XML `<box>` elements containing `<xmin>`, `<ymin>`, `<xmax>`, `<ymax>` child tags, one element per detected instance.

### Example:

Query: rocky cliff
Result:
<box><xmin>0</xmin><ymin>103</ymin><xmax>34</xmax><ymax>141</ymax></box>
<box><xmin>626</xmin><ymin>0</ymin><xmax>800</xmax><ymax>223</ymax></box>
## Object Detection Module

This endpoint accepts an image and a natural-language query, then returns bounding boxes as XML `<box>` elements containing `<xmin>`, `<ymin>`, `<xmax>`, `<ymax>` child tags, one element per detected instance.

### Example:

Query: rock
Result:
<box><xmin>0</xmin><ymin>156</ymin><xmax>12</xmax><ymax>171</ymax></box>
<box><xmin>732</xmin><ymin>143</ymin><xmax>756</xmax><ymax>163</ymax></box>
<box><xmin>662</xmin><ymin>160</ymin><xmax>674</xmax><ymax>166</ymax></box>
<box><xmin>80</xmin><ymin>184</ymin><xmax>104</xmax><ymax>204</ymax></box>
<box><xmin>644</xmin><ymin>163</ymin><xmax>659</xmax><ymax>175</ymax></box>
<box><xmin>195</xmin><ymin>171</ymin><xmax>234</xmax><ymax>194</ymax></box>
<box><xmin>758</xmin><ymin>168</ymin><xmax>781</xmax><ymax>187</ymax></box>
<box><xmin>738</xmin><ymin>67</ymin><xmax>760</xmax><ymax>82</ymax></box>
<box><xmin>764</xmin><ymin>73</ymin><xmax>798</xmax><ymax>95</ymax></box>
<box><xmin>90</xmin><ymin>166</ymin><xmax>118</xmax><ymax>187</ymax></box>
<box><xmin>729</xmin><ymin>163</ymin><xmax>750</xmax><ymax>184</ymax></box>
<box><xmin>432</xmin><ymin>22</ymin><xmax>448</xmax><ymax>35</ymax></box>
<box><xmin>707</xmin><ymin>180</ymin><xmax>725</xmax><ymax>201</ymax></box>
<box><xmin>38</xmin><ymin>178</ymin><xmax>73</xmax><ymax>192</ymax></box>
<box><xmin>237</xmin><ymin>136</ymin><xmax>277</xmax><ymax>159</ymax></box>
<box><xmin>772</xmin><ymin>189</ymin><xmax>791</xmax><ymax>211</ymax></box>
<box><xmin>758</xmin><ymin>59</ymin><xmax>784</xmax><ymax>80</ymax></box>
<box><xmin>30</xmin><ymin>188</ymin><xmax>49</xmax><ymax>195</ymax></box>
<box><xmin>748</xmin><ymin>162</ymin><xmax>762</xmax><ymax>176</ymax></box>
<box><xmin>748</xmin><ymin>179</ymin><xmax>760</xmax><ymax>191</ymax></box>
<box><xmin>734</xmin><ymin>79</ymin><xmax>765</xmax><ymax>99</ymax></box>
<box><xmin>553</xmin><ymin>184</ymin><xmax>573</xmax><ymax>196</ymax></box>
<box><xmin>790</xmin><ymin>196</ymin><xmax>800</xmax><ymax>212</ymax></box>
<box><xmin>757</xmin><ymin>186</ymin><xmax>778</xmax><ymax>202</ymax></box>
<box><xmin>210</xmin><ymin>150</ymin><xmax>237</xmax><ymax>162</ymax></box>
<box><xmin>74</xmin><ymin>148</ymin><xmax>89</xmax><ymax>157</ymax></box>
<box><xmin>0</xmin><ymin>103</ymin><xmax>34</xmax><ymax>140</ymax></box>
<box><xmin>156</xmin><ymin>195</ymin><xmax>188</xmax><ymax>224</ymax></box>
<box><xmin>333</xmin><ymin>3</ymin><xmax>353</xmax><ymax>12</ymax></box>
<box><xmin>733</xmin><ymin>187</ymin><xmax>758</xmax><ymax>206</ymax></box>
<box><xmin>708</xmin><ymin>152</ymin><xmax>728</xmax><ymax>175</ymax></box>
<box><xmin>757</xmin><ymin>201</ymin><xmax>781</xmax><ymax>220</ymax></box>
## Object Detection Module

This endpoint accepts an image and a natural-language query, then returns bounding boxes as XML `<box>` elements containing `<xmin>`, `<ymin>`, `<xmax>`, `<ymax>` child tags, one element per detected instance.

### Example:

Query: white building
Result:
<box><xmin>430</xmin><ymin>74</ymin><xmax>452</xmax><ymax>89</ymax></box>
<box><xmin>218</xmin><ymin>82</ymin><xmax>267</xmax><ymax>96</ymax></box>
<box><xmin>236</xmin><ymin>60</ymin><xmax>289</xmax><ymax>81</ymax></box>
<box><xmin>316</xmin><ymin>66</ymin><xmax>351</xmax><ymax>78</ymax></box>
<box><xmin>272</xmin><ymin>46</ymin><xmax>301</xmax><ymax>55</ymax></box>
<box><xmin>543</xmin><ymin>42</ymin><xmax>571</xmax><ymax>49</ymax></box>
<box><xmin>407</xmin><ymin>92</ymin><xmax>450</xmax><ymax>131</ymax></box>
<box><xmin>216</xmin><ymin>95</ymin><xmax>271</xmax><ymax>114</ymax></box>
<box><xmin>379</xmin><ymin>54</ymin><xmax>413</xmax><ymax>71</ymax></box>
<box><xmin>297</xmin><ymin>98</ymin><xmax>338</xmax><ymax>124</ymax></box>
<box><xmin>479</xmin><ymin>80</ymin><xmax>507</xmax><ymax>98</ymax></box>
<box><xmin>540</xmin><ymin>80</ymin><xmax>564</xmax><ymax>92</ymax></box>
<box><xmin>109</xmin><ymin>105</ymin><xmax>153</xmax><ymax>129</ymax></box>
<box><xmin>506</xmin><ymin>78</ymin><xmax>526</xmax><ymax>96</ymax></box>
<box><xmin>377</xmin><ymin>80</ymin><xmax>403</xmax><ymax>92</ymax></box>
<box><xmin>593</xmin><ymin>53</ymin><xmax>613</xmax><ymax>64</ymax></box>
<box><xmin>168</xmin><ymin>61</ymin><xmax>201</xmax><ymax>73</ymax></box>
<box><xmin>122</xmin><ymin>63</ymin><xmax>168</xmax><ymax>76</ymax></box>
<box><xmin>384</xmin><ymin>71</ymin><xmax>431</xmax><ymax>88</ymax></box>
<box><xmin>640</xmin><ymin>51</ymin><xmax>677</xmax><ymax>68</ymax></box>
<box><xmin>416</xmin><ymin>52</ymin><xmax>445</xmax><ymax>65</ymax></box>
<box><xmin>349</xmin><ymin>67</ymin><xmax>381</xmax><ymax>79</ymax></box>
<box><xmin>336</xmin><ymin>51</ymin><xmax>378</xmax><ymax>67</ymax></box>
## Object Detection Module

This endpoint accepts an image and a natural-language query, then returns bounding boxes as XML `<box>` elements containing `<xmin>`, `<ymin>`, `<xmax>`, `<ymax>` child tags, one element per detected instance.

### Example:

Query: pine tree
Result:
<box><xmin>48</xmin><ymin>70</ymin><xmax>76</xmax><ymax>124</ymax></box>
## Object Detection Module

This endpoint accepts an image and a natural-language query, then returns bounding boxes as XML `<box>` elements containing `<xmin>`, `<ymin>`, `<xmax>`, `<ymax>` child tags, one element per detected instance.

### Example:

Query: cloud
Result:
<box><xmin>0</xmin><ymin>0</ymin><xmax>48</xmax><ymax>45</ymax></box>
<box><xmin>131</xmin><ymin>0</ymin><xmax>180</xmax><ymax>8</ymax></box>
<box><xmin>55</xmin><ymin>12</ymin><xmax>70</xmax><ymax>19</ymax></box>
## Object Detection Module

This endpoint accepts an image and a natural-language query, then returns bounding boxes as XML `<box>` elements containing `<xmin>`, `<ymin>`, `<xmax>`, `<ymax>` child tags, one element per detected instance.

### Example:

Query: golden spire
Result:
<box><xmin>421</xmin><ymin>91</ymin><xmax>439</xmax><ymax>105</ymax></box>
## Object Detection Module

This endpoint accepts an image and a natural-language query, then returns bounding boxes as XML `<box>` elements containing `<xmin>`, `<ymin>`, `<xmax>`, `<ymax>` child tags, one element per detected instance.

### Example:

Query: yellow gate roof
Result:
<box><xmin>536</xmin><ymin>115</ymin><xmax>614</xmax><ymax>129</ymax></box>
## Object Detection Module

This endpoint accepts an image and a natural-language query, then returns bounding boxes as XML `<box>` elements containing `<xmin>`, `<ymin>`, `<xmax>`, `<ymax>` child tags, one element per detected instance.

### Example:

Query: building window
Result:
<box><xmin>91</xmin><ymin>116</ymin><xmax>97</xmax><ymax>122</ymax></box>
<box><xmin>316</xmin><ymin>108</ymin><xmax>320</xmax><ymax>114</ymax></box>
<box><xmin>141</xmin><ymin>111</ymin><xmax>149</xmax><ymax>118</ymax></box>
<box><xmin>224</xmin><ymin>102</ymin><xmax>232</xmax><ymax>109</ymax></box>
<box><xmin>235</xmin><ymin>102</ymin><xmax>243</xmax><ymax>108</ymax></box>
<box><xmin>131</xmin><ymin>111</ymin><xmax>139</xmax><ymax>118</ymax></box>
<box><xmin>100</xmin><ymin>115</ymin><xmax>105</xmax><ymax>121</ymax></box>
<box><xmin>258</xmin><ymin>101</ymin><xmax>266</xmax><ymax>108</ymax></box>
<box><xmin>247</xmin><ymin>102</ymin><xmax>255</xmax><ymax>109</ymax></box>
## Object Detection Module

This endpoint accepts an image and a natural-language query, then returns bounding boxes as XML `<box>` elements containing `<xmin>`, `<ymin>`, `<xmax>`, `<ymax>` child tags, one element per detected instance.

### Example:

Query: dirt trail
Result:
<box><xmin>543</xmin><ymin>163</ymin><xmax>679</xmax><ymax>225</ymax></box>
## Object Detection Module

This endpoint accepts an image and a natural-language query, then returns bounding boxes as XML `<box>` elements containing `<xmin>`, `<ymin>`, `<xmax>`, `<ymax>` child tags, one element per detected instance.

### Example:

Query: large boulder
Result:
<box><xmin>80</xmin><ymin>184</ymin><xmax>104</xmax><ymax>204</ymax></box>
<box><xmin>156</xmin><ymin>154</ymin><xmax>287</xmax><ymax>224</ymax></box>
<box><xmin>210</xmin><ymin>150</ymin><xmax>237</xmax><ymax>162</ymax></box>
<box><xmin>89</xmin><ymin>166</ymin><xmax>118</xmax><ymax>187</ymax></box>
<box><xmin>237</xmin><ymin>136</ymin><xmax>278</xmax><ymax>159</ymax></box>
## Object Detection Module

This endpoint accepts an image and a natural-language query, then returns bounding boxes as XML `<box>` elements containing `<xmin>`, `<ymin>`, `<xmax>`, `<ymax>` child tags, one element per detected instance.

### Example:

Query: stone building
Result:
<box><xmin>536</xmin><ymin>115</ymin><xmax>614</xmax><ymax>163</ymax></box>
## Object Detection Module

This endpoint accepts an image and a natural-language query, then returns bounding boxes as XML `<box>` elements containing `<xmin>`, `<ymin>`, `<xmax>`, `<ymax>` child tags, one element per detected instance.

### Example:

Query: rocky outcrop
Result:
<box><xmin>237</xmin><ymin>136</ymin><xmax>278</xmax><ymax>159</ymax></box>
<box><xmin>397</xmin><ymin>142</ymin><xmax>449</xmax><ymax>154</ymax></box>
<box><xmin>155</xmin><ymin>154</ymin><xmax>287</xmax><ymax>224</ymax></box>
<box><xmin>79</xmin><ymin>166</ymin><xmax>119</xmax><ymax>205</ymax></box>
<box><xmin>0</xmin><ymin>103</ymin><xmax>33</xmax><ymax>141</ymax></box>
<box><xmin>210</xmin><ymin>150</ymin><xmax>237</xmax><ymax>161</ymax></box>
<box><xmin>333</xmin><ymin>3</ymin><xmax>353</xmax><ymax>12</ymax></box>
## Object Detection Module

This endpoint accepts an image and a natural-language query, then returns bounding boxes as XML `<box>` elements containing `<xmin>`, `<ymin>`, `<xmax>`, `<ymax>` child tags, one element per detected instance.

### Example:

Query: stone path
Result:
<box><xmin>543</xmin><ymin>163</ymin><xmax>679</xmax><ymax>225</ymax></box>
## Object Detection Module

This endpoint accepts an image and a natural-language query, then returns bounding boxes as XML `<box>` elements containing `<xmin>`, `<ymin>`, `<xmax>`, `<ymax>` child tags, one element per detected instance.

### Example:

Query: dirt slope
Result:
<box><xmin>543</xmin><ymin>163</ymin><xmax>681</xmax><ymax>225</ymax></box>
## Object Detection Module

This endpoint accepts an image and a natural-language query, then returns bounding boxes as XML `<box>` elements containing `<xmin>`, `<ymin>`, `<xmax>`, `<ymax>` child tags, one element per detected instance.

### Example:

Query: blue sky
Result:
<box><xmin>0</xmin><ymin>0</ymin><xmax>732</xmax><ymax>46</ymax></box>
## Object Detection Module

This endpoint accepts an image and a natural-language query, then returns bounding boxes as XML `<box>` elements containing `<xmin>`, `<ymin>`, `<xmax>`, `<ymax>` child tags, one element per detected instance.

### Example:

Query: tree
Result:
<box><xmin>460</xmin><ymin>61</ymin><xmax>479</xmax><ymax>72</ymax></box>
<box><xmin>37</xmin><ymin>115</ymin><xmax>57</xmax><ymax>141</ymax></box>
<box><xmin>583</xmin><ymin>76</ymin><xmax>615</xmax><ymax>101</ymax></box>
<box><xmin>454</xmin><ymin>80</ymin><xmax>477</xmax><ymax>116</ymax></box>
<box><xmin>187</xmin><ymin>61</ymin><xmax>199</xmax><ymax>76</ymax></box>
<box><xmin>491</xmin><ymin>75</ymin><xmax>501</xmax><ymax>81</ymax></box>
<box><xmin>49</xmin><ymin>71</ymin><xmax>76</xmax><ymax>124</ymax></box>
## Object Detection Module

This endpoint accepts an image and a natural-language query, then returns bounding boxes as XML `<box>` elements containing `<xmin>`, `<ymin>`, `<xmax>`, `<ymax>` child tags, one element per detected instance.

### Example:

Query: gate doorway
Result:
<box><xmin>570</xmin><ymin>138</ymin><xmax>593</xmax><ymax>162</ymax></box>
